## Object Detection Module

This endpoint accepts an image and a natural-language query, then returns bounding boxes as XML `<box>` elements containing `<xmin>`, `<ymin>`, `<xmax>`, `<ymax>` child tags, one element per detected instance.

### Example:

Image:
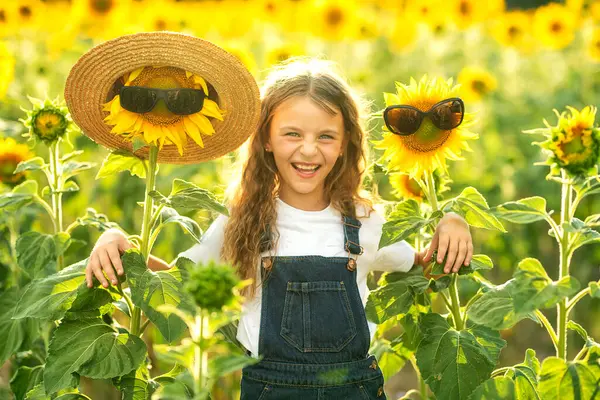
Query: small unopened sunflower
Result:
<box><xmin>532</xmin><ymin>3</ymin><xmax>577</xmax><ymax>50</ymax></box>
<box><xmin>527</xmin><ymin>106</ymin><xmax>600</xmax><ymax>177</ymax></box>
<box><xmin>20</xmin><ymin>96</ymin><xmax>74</xmax><ymax>145</ymax></box>
<box><xmin>375</xmin><ymin>75</ymin><xmax>478</xmax><ymax>179</ymax></box>
<box><xmin>102</xmin><ymin>66</ymin><xmax>225</xmax><ymax>156</ymax></box>
<box><xmin>458</xmin><ymin>66</ymin><xmax>497</xmax><ymax>102</ymax></box>
<box><xmin>0</xmin><ymin>137</ymin><xmax>33</xmax><ymax>186</ymax></box>
<box><xmin>390</xmin><ymin>170</ymin><xmax>450</xmax><ymax>201</ymax></box>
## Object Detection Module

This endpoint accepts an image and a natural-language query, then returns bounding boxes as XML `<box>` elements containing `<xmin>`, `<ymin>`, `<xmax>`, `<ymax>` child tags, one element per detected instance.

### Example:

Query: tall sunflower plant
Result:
<box><xmin>1</xmin><ymin>66</ymin><xmax>255</xmax><ymax>399</ymax></box>
<box><xmin>0</xmin><ymin>96</ymin><xmax>123</xmax><ymax>399</ymax></box>
<box><xmin>365</xmin><ymin>76</ymin><xmax>597</xmax><ymax>400</ymax></box>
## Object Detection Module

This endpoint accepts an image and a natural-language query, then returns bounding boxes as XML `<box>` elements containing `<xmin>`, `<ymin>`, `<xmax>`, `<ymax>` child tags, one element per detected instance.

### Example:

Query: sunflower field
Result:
<box><xmin>0</xmin><ymin>0</ymin><xmax>599</xmax><ymax>399</ymax></box>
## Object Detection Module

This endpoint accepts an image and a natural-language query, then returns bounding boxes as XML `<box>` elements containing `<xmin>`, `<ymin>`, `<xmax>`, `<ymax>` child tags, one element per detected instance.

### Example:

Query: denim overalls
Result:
<box><xmin>240</xmin><ymin>215</ymin><xmax>386</xmax><ymax>400</ymax></box>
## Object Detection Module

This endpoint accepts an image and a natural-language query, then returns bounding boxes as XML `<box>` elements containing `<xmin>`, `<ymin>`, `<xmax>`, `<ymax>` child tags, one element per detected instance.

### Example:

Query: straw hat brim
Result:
<box><xmin>64</xmin><ymin>31</ymin><xmax>260</xmax><ymax>165</ymax></box>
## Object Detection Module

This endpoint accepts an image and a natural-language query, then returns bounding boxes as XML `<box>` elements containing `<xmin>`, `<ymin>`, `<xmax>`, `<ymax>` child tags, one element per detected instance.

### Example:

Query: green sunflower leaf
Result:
<box><xmin>415</xmin><ymin>313</ymin><xmax>506</xmax><ymax>400</ymax></box>
<box><xmin>492</xmin><ymin>196</ymin><xmax>550</xmax><ymax>224</ymax></box>
<box><xmin>0</xmin><ymin>180</ymin><xmax>37</xmax><ymax>211</ymax></box>
<box><xmin>10</xmin><ymin>365</ymin><xmax>44</xmax><ymax>400</ymax></box>
<box><xmin>149</xmin><ymin>179</ymin><xmax>228</xmax><ymax>216</ymax></box>
<box><xmin>14</xmin><ymin>157</ymin><xmax>45</xmax><ymax>174</ymax></box>
<box><xmin>380</xmin><ymin>199</ymin><xmax>436</xmax><ymax>249</ymax></box>
<box><xmin>0</xmin><ymin>288</ymin><xmax>39</xmax><ymax>365</ymax></box>
<box><xmin>538</xmin><ymin>357</ymin><xmax>600</xmax><ymax>400</ymax></box>
<box><xmin>123</xmin><ymin>249</ymin><xmax>193</xmax><ymax>342</ymax></box>
<box><xmin>449</xmin><ymin>187</ymin><xmax>506</xmax><ymax>232</ymax></box>
<box><xmin>96</xmin><ymin>150</ymin><xmax>146</xmax><ymax>180</ymax></box>
<box><xmin>44</xmin><ymin>318</ymin><xmax>146</xmax><ymax>395</ymax></box>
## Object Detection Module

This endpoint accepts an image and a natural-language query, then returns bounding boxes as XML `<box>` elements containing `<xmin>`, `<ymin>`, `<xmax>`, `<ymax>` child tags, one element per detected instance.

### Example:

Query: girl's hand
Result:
<box><xmin>85</xmin><ymin>228</ymin><xmax>134</xmax><ymax>288</ymax></box>
<box><xmin>418</xmin><ymin>212</ymin><xmax>473</xmax><ymax>274</ymax></box>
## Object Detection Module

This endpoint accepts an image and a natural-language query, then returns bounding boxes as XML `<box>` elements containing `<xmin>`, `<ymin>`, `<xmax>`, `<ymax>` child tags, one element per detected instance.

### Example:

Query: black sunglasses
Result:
<box><xmin>383</xmin><ymin>97</ymin><xmax>465</xmax><ymax>136</ymax></box>
<box><xmin>119</xmin><ymin>85</ymin><xmax>206</xmax><ymax>115</ymax></box>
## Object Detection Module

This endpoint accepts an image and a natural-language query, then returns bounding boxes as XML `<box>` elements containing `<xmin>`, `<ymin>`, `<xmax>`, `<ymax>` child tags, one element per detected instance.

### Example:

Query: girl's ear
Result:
<box><xmin>265</xmin><ymin>142</ymin><xmax>272</xmax><ymax>152</ymax></box>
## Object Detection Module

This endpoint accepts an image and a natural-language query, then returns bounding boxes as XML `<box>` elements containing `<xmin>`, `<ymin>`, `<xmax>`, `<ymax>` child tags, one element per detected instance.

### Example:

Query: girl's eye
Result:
<box><xmin>285</xmin><ymin>132</ymin><xmax>300</xmax><ymax>137</ymax></box>
<box><xmin>319</xmin><ymin>134</ymin><xmax>334</xmax><ymax>140</ymax></box>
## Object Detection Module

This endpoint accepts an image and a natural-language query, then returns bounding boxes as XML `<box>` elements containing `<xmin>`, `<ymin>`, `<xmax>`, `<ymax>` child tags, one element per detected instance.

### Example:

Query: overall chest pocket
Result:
<box><xmin>280</xmin><ymin>280</ymin><xmax>357</xmax><ymax>352</ymax></box>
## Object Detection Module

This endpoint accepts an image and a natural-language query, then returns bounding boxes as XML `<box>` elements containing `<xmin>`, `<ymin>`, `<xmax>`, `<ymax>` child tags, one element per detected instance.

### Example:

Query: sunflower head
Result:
<box><xmin>532</xmin><ymin>3</ymin><xmax>578</xmax><ymax>50</ymax></box>
<box><xmin>0</xmin><ymin>137</ymin><xmax>33</xmax><ymax>186</ymax></box>
<box><xmin>458</xmin><ymin>66</ymin><xmax>497</xmax><ymax>102</ymax></box>
<box><xmin>20</xmin><ymin>96</ymin><xmax>74</xmax><ymax>145</ymax></box>
<box><xmin>102</xmin><ymin>65</ymin><xmax>225</xmax><ymax>156</ymax></box>
<box><xmin>375</xmin><ymin>75</ymin><xmax>478</xmax><ymax>179</ymax></box>
<box><xmin>588</xmin><ymin>27</ymin><xmax>600</xmax><ymax>62</ymax></box>
<box><xmin>527</xmin><ymin>106</ymin><xmax>600</xmax><ymax>177</ymax></box>
<box><xmin>491</xmin><ymin>10</ymin><xmax>533</xmax><ymax>50</ymax></box>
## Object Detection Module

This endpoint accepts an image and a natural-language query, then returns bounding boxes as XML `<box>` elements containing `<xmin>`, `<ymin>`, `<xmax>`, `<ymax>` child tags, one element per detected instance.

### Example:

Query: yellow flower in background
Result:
<box><xmin>491</xmin><ymin>10</ymin><xmax>532</xmax><ymax>50</ymax></box>
<box><xmin>532</xmin><ymin>3</ymin><xmax>577</xmax><ymax>50</ymax></box>
<box><xmin>588</xmin><ymin>27</ymin><xmax>600</xmax><ymax>61</ymax></box>
<box><xmin>266</xmin><ymin>43</ymin><xmax>305</xmax><ymax>67</ymax></box>
<box><xmin>70</xmin><ymin>0</ymin><xmax>132</xmax><ymax>40</ymax></box>
<box><xmin>591</xmin><ymin>1</ymin><xmax>600</xmax><ymax>22</ymax></box>
<box><xmin>0</xmin><ymin>4</ymin><xmax>17</xmax><ymax>37</ymax></box>
<box><xmin>0</xmin><ymin>137</ymin><xmax>33</xmax><ymax>186</ymax></box>
<box><xmin>311</xmin><ymin>0</ymin><xmax>358</xmax><ymax>41</ymax></box>
<box><xmin>530</xmin><ymin>106</ymin><xmax>600</xmax><ymax>177</ymax></box>
<box><xmin>388</xmin><ymin>16</ymin><xmax>418</xmax><ymax>52</ymax></box>
<box><xmin>458</xmin><ymin>66</ymin><xmax>497</xmax><ymax>102</ymax></box>
<box><xmin>221</xmin><ymin>44</ymin><xmax>258</xmax><ymax>77</ymax></box>
<box><xmin>375</xmin><ymin>76</ymin><xmax>478</xmax><ymax>178</ymax></box>
<box><xmin>0</xmin><ymin>41</ymin><xmax>15</xmax><ymax>99</ymax></box>
<box><xmin>212</xmin><ymin>1</ymin><xmax>254</xmax><ymax>39</ymax></box>
<box><xmin>451</xmin><ymin>0</ymin><xmax>489</xmax><ymax>29</ymax></box>
<box><xmin>389</xmin><ymin>173</ymin><xmax>425</xmax><ymax>201</ymax></box>
<box><xmin>135</xmin><ymin>0</ymin><xmax>184</xmax><ymax>33</ymax></box>
<box><xmin>103</xmin><ymin>66</ymin><xmax>225</xmax><ymax>156</ymax></box>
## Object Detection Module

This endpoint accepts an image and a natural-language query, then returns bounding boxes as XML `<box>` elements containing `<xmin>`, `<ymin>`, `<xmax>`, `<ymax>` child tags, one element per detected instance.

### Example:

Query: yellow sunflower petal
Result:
<box><xmin>163</xmin><ymin>125</ymin><xmax>183</xmax><ymax>155</ymax></box>
<box><xmin>109</xmin><ymin>112</ymin><xmax>139</xmax><ymax>134</ymax></box>
<box><xmin>200</xmin><ymin>99</ymin><xmax>225</xmax><ymax>121</ymax></box>
<box><xmin>193</xmin><ymin>75</ymin><xmax>209</xmax><ymax>95</ymax></box>
<box><xmin>188</xmin><ymin>112</ymin><xmax>215</xmax><ymax>135</ymax></box>
<box><xmin>126</xmin><ymin>67</ymin><xmax>144</xmax><ymax>84</ymax></box>
<box><xmin>183</xmin><ymin>116</ymin><xmax>205</xmax><ymax>147</ymax></box>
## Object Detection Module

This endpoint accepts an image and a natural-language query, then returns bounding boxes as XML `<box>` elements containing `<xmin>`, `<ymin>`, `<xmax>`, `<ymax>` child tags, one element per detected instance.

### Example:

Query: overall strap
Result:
<box><xmin>342</xmin><ymin>215</ymin><xmax>363</xmax><ymax>256</ymax></box>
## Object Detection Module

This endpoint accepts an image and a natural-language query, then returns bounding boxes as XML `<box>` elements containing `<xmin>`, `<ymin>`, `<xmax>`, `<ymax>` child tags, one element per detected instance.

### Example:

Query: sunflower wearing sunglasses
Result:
<box><xmin>103</xmin><ymin>65</ymin><xmax>224</xmax><ymax>156</ymax></box>
<box><xmin>375</xmin><ymin>75</ymin><xmax>478</xmax><ymax>179</ymax></box>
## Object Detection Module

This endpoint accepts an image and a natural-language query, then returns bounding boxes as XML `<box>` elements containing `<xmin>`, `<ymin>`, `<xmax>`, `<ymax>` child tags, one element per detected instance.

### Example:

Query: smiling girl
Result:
<box><xmin>87</xmin><ymin>59</ymin><xmax>472</xmax><ymax>399</ymax></box>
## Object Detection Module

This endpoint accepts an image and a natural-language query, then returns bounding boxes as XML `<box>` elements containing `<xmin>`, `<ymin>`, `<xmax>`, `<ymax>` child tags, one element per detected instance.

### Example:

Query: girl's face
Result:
<box><xmin>267</xmin><ymin>95</ymin><xmax>345</xmax><ymax>209</ymax></box>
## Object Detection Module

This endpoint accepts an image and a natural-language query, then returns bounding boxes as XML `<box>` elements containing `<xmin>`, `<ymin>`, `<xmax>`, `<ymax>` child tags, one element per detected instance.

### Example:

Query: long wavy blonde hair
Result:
<box><xmin>222</xmin><ymin>59</ymin><xmax>373</xmax><ymax>299</ymax></box>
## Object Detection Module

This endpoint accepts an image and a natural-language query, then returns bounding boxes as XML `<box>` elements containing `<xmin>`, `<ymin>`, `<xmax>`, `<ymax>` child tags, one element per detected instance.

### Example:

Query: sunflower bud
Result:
<box><xmin>20</xmin><ymin>97</ymin><xmax>73</xmax><ymax>145</ymax></box>
<box><xmin>528</xmin><ymin>106</ymin><xmax>600</xmax><ymax>178</ymax></box>
<box><xmin>185</xmin><ymin>261</ymin><xmax>240</xmax><ymax>312</ymax></box>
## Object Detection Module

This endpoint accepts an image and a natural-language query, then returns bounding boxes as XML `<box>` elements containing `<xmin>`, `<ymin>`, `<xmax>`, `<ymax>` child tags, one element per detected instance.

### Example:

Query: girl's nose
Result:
<box><xmin>300</xmin><ymin>140</ymin><xmax>318</xmax><ymax>157</ymax></box>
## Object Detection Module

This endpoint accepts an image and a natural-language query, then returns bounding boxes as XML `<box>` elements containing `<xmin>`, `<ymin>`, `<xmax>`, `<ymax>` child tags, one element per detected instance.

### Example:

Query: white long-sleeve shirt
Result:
<box><xmin>176</xmin><ymin>198</ymin><xmax>415</xmax><ymax>357</ymax></box>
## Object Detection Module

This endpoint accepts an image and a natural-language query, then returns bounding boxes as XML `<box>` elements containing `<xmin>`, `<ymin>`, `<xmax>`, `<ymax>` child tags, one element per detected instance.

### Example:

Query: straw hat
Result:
<box><xmin>64</xmin><ymin>31</ymin><xmax>260</xmax><ymax>164</ymax></box>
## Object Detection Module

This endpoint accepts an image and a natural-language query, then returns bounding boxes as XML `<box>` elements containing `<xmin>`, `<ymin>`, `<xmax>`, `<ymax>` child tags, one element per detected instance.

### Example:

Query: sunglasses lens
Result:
<box><xmin>120</xmin><ymin>86</ymin><xmax>156</xmax><ymax>113</ymax></box>
<box><xmin>385</xmin><ymin>107</ymin><xmax>422</xmax><ymax>135</ymax></box>
<box><xmin>166</xmin><ymin>89</ymin><xmax>205</xmax><ymax>115</ymax></box>
<box><xmin>430</xmin><ymin>99</ymin><xmax>464</xmax><ymax>130</ymax></box>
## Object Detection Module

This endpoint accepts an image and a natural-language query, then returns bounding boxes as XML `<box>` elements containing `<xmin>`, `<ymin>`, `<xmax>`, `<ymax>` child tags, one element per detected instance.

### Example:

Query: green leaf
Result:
<box><xmin>493</xmin><ymin>197</ymin><xmax>550</xmax><ymax>224</ymax></box>
<box><xmin>429</xmin><ymin>275</ymin><xmax>452</xmax><ymax>291</ymax></box>
<box><xmin>574</xmin><ymin>174</ymin><xmax>600</xmax><ymax>201</ymax></box>
<box><xmin>59</xmin><ymin>181</ymin><xmax>80</xmax><ymax>193</ymax></box>
<box><xmin>113</xmin><ymin>363</ymin><xmax>159</xmax><ymax>400</ymax></box>
<box><xmin>366</xmin><ymin>267</ymin><xmax>429</xmax><ymax>324</ymax></box>
<box><xmin>431</xmin><ymin>254</ymin><xmax>493</xmax><ymax>275</ymax></box>
<box><xmin>124</xmin><ymin>249</ymin><xmax>193</xmax><ymax>342</ymax></box>
<box><xmin>379</xmin><ymin>199</ymin><xmax>434</xmax><ymax>249</ymax></box>
<box><xmin>10</xmin><ymin>365</ymin><xmax>44</xmax><ymax>400</ymax></box>
<box><xmin>62</xmin><ymin>161</ymin><xmax>94</xmax><ymax>179</ymax></box>
<box><xmin>468</xmin><ymin>258</ymin><xmax>580</xmax><ymax>330</ymax></box>
<box><xmin>0</xmin><ymin>180</ymin><xmax>37</xmax><ymax>210</ymax></box>
<box><xmin>44</xmin><ymin>318</ymin><xmax>146</xmax><ymax>395</ymax></box>
<box><xmin>154</xmin><ymin>339</ymin><xmax>195</xmax><ymax>370</ymax></box>
<box><xmin>12</xmin><ymin>259</ymin><xmax>87</xmax><ymax>320</ymax></box>
<box><xmin>567</xmin><ymin>218</ymin><xmax>600</xmax><ymax>253</ymax></box>
<box><xmin>450</xmin><ymin>187</ymin><xmax>507</xmax><ymax>232</ymax></box>
<box><xmin>150</xmin><ymin>179</ymin><xmax>228</xmax><ymax>215</ymax></box>
<box><xmin>132</xmin><ymin>137</ymin><xmax>148</xmax><ymax>152</ymax></box>
<box><xmin>96</xmin><ymin>150</ymin><xmax>146</xmax><ymax>180</ymax></box>
<box><xmin>538</xmin><ymin>357</ymin><xmax>599</xmax><ymax>400</ymax></box>
<box><xmin>156</xmin><ymin>206</ymin><xmax>202</xmax><ymax>244</ymax></box>
<box><xmin>16</xmin><ymin>232</ymin><xmax>71</xmax><ymax>278</ymax></box>
<box><xmin>0</xmin><ymin>288</ymin><xmax>37</xmax><ymax>364</ymax></box>
<box><xmin>590</xmin><ymin>282</ymin><xmax>600</xmax><ymax>299</ymax></box>
<box><xmin>468</xmin><ymin>377</ymin><xmax>516</xmax><ymax>400</ymax></box>
<box><xmin>14</xmin><ymin>157</ymin><xmax>45</xmax><ymax>173</ymax></box>
<box><xmin>61</xmin><ymin>150</ymin><xmax>84</xmax><ymax>162</ymax></box>
<box><xmin>74</xmin><ymin>208</ymin><xmax>119</xmax><ymax>232</ymax></box>
<box><xmin>567</xmin><ymin>321</ymin><xmax>600</xmax><ymax>350</ymax></box>
<box><xmin>415</xmin><ymin>314</ymin><xmax>506</xmax><ymax>400</ymax></box>
<box><xmin>369</xmin><ymin>337</ymin><xmax>411</xmax><ymax>381</ymax></box>
<box><xmin>209</xmin><ymin>353</ymin><xmax>259</xmax><ymax>379</ymax></box>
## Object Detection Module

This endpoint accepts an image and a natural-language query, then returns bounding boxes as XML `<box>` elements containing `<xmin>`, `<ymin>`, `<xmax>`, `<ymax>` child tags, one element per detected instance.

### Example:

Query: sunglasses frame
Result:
<box><xmin>383</xmin><ymin>97</ymin><xmax>465</xmax><ymax>136</ymax></box>
<box><xmin>119</xmin><ymin>85</ymin><xmax>206</xmax><ymax>115</ymax></box>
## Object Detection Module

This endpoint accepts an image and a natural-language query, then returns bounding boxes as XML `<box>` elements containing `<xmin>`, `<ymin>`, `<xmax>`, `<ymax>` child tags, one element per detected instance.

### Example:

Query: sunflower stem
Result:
<box><xmin>131</xmin><ymin>145</ymin><xmax>159</xmax><ymax>336</ymax></box>
<box><xmin>557</xmin><ymin>170</ymin><xmax>574</xmax><ymax>360</ymax></box>
<box><xmin>49</xmin><ymin>141</ymin><xmax>65</xmax><ymax>269</ymax></box>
